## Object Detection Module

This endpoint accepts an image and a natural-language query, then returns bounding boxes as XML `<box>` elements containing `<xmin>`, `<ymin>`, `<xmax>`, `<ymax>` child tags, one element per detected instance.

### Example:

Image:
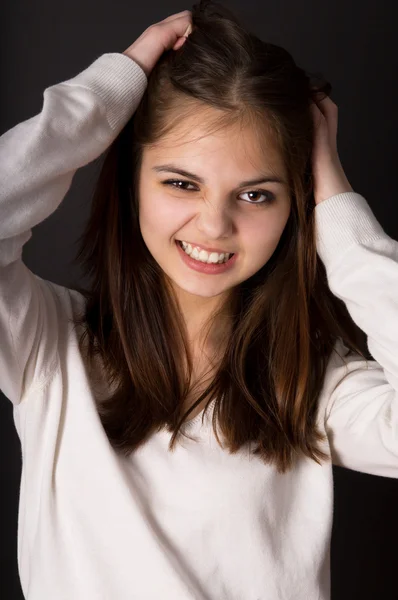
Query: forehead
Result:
<box><xmin>142</xmin><ymin>110</ymin><xmax>286</xmax><ymax>178</ymax></box>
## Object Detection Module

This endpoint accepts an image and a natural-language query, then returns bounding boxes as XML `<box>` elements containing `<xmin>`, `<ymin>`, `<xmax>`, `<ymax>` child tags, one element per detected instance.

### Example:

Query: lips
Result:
<box><xmin>176</xmin><ymin>238</ymin><xmax>239</xmax><ymax>273</ymax></box>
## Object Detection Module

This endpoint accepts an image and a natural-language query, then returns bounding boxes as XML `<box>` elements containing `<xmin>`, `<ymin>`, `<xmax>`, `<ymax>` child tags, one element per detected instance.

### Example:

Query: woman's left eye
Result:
<box><xmin>162</xmin><ymin>179</ymin><xmax>275</xmax><ymax>205</ymax></box>
<box><xmin>239</xmin><ymin>190</ymin><xmax>275</xmax><ymax>205</ymax></box>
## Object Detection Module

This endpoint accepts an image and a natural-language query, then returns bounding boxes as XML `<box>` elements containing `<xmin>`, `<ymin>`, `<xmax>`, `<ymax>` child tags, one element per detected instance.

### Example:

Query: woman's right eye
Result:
<box><xmin>162</xmin><ymin>179</ymin><xmax>198</xmax><ymax>191</ymax></box>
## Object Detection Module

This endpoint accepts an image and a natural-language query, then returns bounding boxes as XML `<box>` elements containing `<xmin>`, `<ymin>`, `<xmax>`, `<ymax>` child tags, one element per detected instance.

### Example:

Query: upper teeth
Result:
<box><xmin>180</xmin><ymin>241</ymin><xmax>232</xmax><ymax>264</ymax></box>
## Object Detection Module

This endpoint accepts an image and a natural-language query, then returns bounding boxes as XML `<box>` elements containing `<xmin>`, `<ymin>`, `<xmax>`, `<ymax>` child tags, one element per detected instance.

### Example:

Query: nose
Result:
<box><xmin>194</xmin><ymin>199</ymin><xmax>234</xmax><ymax>242</ymax></box>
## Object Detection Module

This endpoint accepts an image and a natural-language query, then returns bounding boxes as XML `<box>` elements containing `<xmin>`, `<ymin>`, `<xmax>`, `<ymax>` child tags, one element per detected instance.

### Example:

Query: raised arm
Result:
<box><xmin>0</xmin><ymin>9</ymin><xmax>192</xmax><ymax>406</ymax></box>
<box><xmin>0</xmin><ymin>53</ymin><xmax>147</xmax><ymax>405</ymax></box>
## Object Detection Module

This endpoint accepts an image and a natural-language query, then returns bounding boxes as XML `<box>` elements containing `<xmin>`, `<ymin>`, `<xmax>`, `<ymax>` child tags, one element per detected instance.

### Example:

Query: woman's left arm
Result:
<box><xmin>311</xmin><ymin>95</ymin><xmax>398</xmax><ymax>478</ymax></box>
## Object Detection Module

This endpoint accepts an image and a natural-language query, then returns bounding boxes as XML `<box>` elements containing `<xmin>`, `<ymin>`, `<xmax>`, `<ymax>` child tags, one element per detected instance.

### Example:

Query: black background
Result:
<box><xmin>1</xmin><ymin>1</ymin><xmax>397</xmax><ymax>598</ymax></box>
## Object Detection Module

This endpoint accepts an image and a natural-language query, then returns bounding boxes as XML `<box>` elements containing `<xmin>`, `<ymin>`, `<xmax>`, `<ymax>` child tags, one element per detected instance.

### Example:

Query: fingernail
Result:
<box><xmin>183</xmin><ymin>23</ymin><xmax>193</xmax><ymax>37</ymax></box>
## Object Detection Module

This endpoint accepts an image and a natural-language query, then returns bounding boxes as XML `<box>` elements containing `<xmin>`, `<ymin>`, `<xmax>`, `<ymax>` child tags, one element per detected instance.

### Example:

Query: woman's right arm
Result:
<box><xmin>0</xmin><ymin>10</ymin><xmax>192</xmax><ymax>406</ymax></box>
<box><xmin>0</xmin><ymin>53</ymin><xmax>147</xmax><ymax>406</ymax></box>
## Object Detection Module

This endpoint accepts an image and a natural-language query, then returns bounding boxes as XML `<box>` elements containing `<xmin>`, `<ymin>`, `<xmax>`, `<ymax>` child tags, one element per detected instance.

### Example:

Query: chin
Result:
<box><xmin>171</xmin><ymin>277</ymin><xmax>236</xmax><ymax>299</ymax></box>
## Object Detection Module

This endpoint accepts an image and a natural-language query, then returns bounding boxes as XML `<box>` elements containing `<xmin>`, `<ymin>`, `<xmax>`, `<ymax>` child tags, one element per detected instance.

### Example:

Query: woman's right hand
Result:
<box><xmin>122</xmin><ymin>10</ymin><xmax>193</xmax><ymax>78</ymax></box>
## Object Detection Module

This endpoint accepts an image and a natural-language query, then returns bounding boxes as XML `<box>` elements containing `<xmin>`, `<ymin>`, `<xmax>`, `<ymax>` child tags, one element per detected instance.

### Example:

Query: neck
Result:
<box><xmin>174</xmin><ymin>286</ymin><xmax>234</xmax><ymax>356</ymax></box>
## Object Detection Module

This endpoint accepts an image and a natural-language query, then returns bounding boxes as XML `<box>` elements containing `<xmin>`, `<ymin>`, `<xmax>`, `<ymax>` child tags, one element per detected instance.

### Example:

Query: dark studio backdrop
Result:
<box><xmin>1</xmin><ymin>0</ymin><xmax>397</xmax><ymax>598</ymax></box>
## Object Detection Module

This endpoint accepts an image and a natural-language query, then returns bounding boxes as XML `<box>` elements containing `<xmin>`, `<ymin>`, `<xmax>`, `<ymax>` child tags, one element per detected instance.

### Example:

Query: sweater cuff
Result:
<box><xmin>63</xmin><ymin>52</ymin><xmax>148</xmax><ymax>132</ymax></box>
<box><xmin>314</xmin><ymin>192</ymin><xmax>386</xmax><ymax>267</ymax></box>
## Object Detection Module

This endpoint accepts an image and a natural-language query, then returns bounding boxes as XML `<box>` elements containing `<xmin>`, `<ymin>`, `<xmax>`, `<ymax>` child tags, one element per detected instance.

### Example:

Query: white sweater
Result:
<box><xmin>0</xmin><ymin>52</ymin><xmax>397</xmax><ymax>600</ymax></box>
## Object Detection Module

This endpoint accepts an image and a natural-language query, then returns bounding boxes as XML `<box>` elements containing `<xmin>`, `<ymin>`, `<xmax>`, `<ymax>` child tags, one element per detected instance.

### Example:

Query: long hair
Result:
<box><xmin>69</xmin><ymin>0</ymin><xmax>369</xmax><ymax>473</ymax></box>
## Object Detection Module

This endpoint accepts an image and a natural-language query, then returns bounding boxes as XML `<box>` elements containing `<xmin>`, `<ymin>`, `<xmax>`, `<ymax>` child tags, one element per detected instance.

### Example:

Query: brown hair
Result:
<box><xmin>69</xmin><ymin>0</ymin><xmax>369</xmax><ymax>473</ymax></box>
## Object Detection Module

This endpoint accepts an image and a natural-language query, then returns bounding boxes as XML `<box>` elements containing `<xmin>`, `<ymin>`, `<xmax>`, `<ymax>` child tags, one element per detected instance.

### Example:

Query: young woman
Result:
<box><xmin>0</xmin><ymin>1</ymin><xmax>396</xmax><ymax>598</ymax></box>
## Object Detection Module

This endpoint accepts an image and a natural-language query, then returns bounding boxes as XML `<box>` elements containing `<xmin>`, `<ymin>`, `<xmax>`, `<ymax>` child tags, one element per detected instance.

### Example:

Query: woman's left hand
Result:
<box><xmin>310</xmin><ymin>94</ymin><xmax>354</xmax><ymax>205</ymax></box>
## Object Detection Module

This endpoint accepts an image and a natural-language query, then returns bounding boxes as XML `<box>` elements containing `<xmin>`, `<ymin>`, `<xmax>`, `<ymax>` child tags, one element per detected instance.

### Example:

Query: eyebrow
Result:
<box><xmin>152</xmin><ymin>164</ymin><xmax>287</xmax><ymax>187</ymax></box>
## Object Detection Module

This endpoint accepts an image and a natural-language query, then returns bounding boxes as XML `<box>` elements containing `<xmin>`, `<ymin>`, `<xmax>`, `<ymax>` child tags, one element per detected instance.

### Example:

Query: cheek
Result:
<box><xmin>138</xmin><ymin>191</ymin><xmax>187</xmax><ymax>240</ymax></box>
<box><xmin>243</xmin><ymin>217</ymin><xmax>286</xmax><ymax>260</ymax></box>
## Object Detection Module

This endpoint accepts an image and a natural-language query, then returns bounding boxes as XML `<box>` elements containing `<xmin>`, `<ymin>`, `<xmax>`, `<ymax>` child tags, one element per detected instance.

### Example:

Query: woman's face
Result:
<box><xmin>138</xmin><ymin>113</ymin><xmax>291</xmax><ymax>303</ymax></box>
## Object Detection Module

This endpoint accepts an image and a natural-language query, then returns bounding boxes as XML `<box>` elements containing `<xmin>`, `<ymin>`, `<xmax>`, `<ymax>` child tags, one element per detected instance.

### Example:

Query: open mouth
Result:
<box><xmin>176</xmin><ymin>240</ymin><xmax>235</xmax><ymax>263</ymax></box>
